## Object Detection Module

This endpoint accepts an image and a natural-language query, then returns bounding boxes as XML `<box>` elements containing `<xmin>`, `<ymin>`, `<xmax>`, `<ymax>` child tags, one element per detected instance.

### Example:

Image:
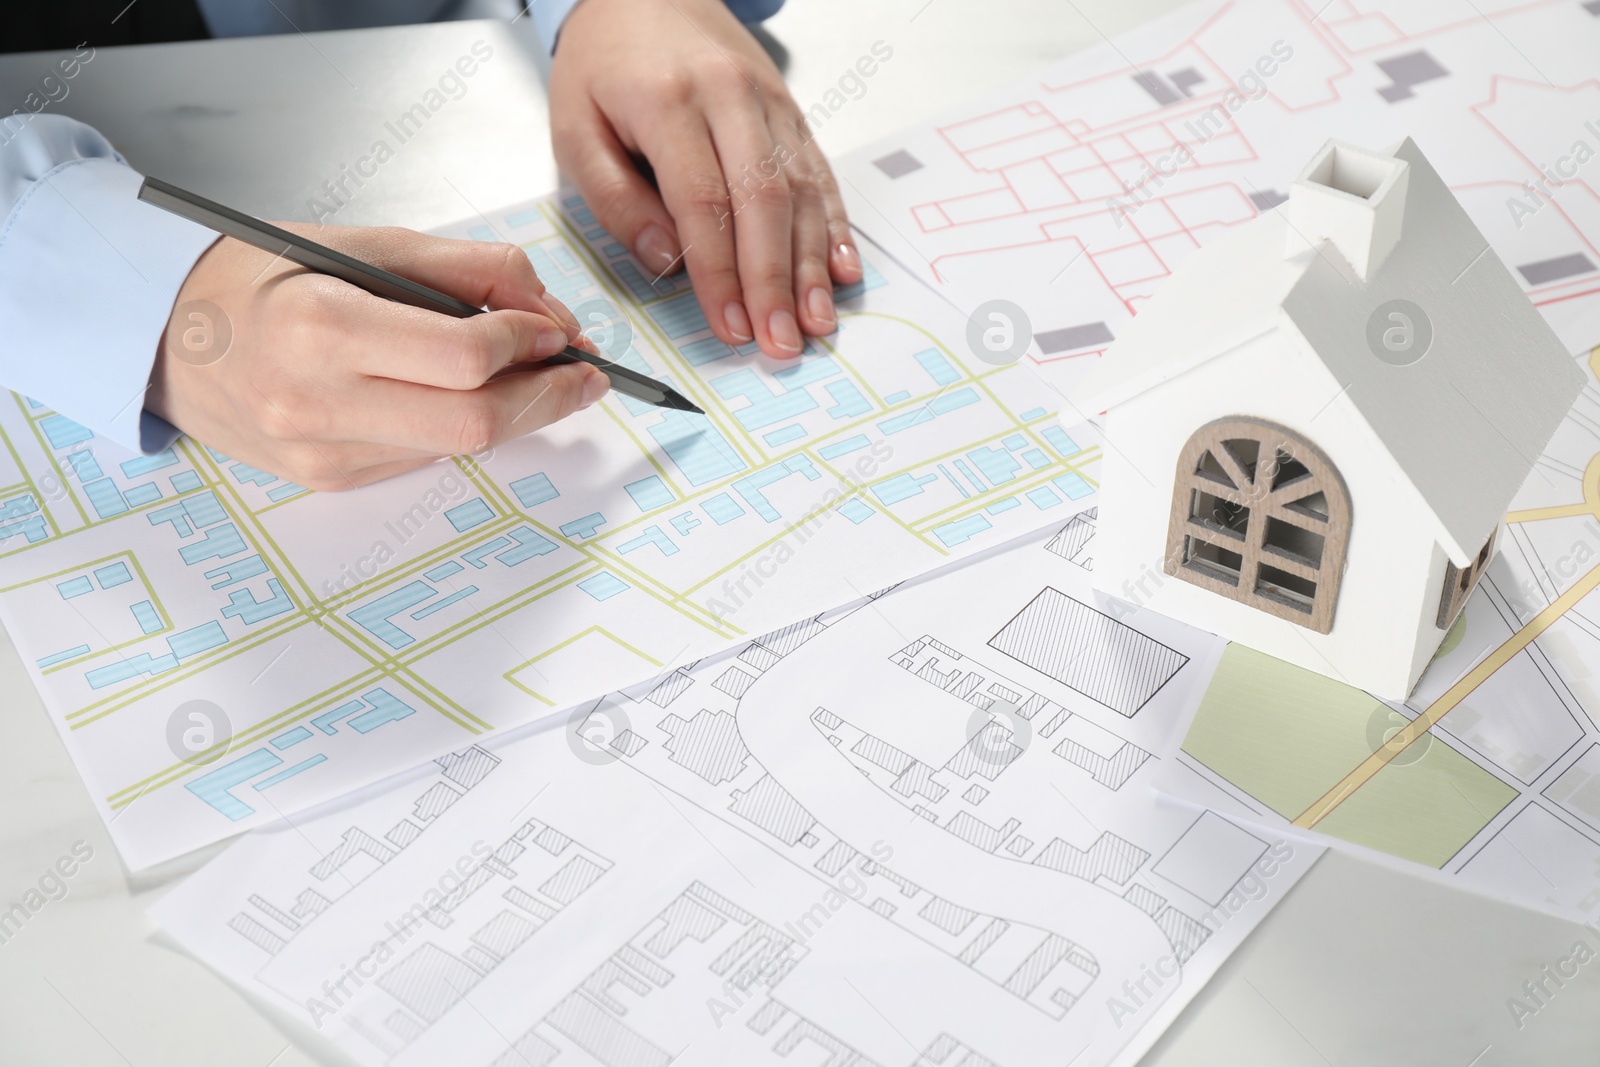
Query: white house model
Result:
<box><xmin>1074</xmin><ymin>138</ymin><xmax>1583</xmax><ymax>700</ymax></box>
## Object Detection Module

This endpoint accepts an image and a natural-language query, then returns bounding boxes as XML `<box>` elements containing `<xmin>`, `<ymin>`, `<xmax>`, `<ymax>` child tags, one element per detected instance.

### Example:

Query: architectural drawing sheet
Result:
<box><xmin>839</xmin><ymin>0</ymin><xmax>1600</xmax><ymax>396</ymax></box>
<box><xmin>1161</xmin><ymin>345</ymin><xmax>1600</xmax><ymax>926</ymax></box>
<box><xmin>0</xmin><ymin>193</ymin><xmax>1096</xmax><ymax>869</ymax></box>
<box><xmin>153</xmin><ymin>513</ymin><xmax>1320</xmax><ymax>1067</ymax></box>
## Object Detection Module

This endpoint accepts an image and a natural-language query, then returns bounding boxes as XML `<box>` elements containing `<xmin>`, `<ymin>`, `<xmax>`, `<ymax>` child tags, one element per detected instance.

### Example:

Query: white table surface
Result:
<box><xmin>0</xmin><ymin>3</ymin><xmax>1596</xmax><ymax>1063</ymax></box>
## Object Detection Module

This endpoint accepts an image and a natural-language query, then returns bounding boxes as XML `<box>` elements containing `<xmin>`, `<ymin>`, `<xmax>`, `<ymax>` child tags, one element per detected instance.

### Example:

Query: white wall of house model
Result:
<box><xmin>1074</xmin><ymin>138</ymin><xmax>1583</xmax><ymax>700</ymax></box>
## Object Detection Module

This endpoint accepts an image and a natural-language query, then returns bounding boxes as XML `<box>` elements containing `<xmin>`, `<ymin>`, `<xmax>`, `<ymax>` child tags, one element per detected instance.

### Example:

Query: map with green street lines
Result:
<box><xmin>0</xmin><ymin>192</ymin><xmax>1092</xmax><ymax>869</ymax></box>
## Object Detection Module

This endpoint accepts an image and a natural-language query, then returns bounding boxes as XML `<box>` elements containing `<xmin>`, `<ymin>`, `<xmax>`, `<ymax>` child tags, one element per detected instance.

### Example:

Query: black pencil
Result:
<box><xmin>136</xmin><ymin>176</ymin><xmax>704</xmax><ymax>414</ymax></box>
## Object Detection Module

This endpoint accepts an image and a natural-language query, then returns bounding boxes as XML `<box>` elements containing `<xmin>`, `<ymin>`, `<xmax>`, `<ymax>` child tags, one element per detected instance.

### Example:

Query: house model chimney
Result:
<box><xmin>1283</xmin><ymin>140</ymin><xmax>1410</xmax><ymax>280</ymax></box>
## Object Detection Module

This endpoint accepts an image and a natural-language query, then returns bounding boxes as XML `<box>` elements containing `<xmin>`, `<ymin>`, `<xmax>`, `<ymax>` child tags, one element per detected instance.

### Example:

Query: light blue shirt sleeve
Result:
<box><xmin>194</xmin><ymin>0</ymin><xmax>456</xmax><ymax>37</ymax></box>
<box><xmin>0</xmin><ymin>115</ymin><xmax>219</xmax><ymax>454</ymax></box>
<box><xmin>195</xmin><ymin>0</ymin><xmax>784</xmax><ymax>54</ymax></box>
<box><xmin>531</xmin><ymin>0</ymin><xmax>785</xmax><ymax>54</ymax></box>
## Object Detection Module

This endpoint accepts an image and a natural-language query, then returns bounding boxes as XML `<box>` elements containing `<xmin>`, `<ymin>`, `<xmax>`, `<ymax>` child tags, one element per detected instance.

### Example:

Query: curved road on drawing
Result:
<box><xmin>734</xmin><ymin>579</ymin><xmax>1178</xmax><ymax>1046</ymax></box>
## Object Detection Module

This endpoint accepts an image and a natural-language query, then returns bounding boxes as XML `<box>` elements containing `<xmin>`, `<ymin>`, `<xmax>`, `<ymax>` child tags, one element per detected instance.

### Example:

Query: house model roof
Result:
<box><xmin>1073</xmin><ymin>137</ymin><xmax>1584</xmax><ymax>565</ymax></box>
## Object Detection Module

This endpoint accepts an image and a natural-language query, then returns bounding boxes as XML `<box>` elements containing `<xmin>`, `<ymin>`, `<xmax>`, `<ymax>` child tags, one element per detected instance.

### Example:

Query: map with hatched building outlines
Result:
<box><xmin>153</xmin><ymin>515</ymin><xmax>1320</xmax><ymax>1067</ymax></box>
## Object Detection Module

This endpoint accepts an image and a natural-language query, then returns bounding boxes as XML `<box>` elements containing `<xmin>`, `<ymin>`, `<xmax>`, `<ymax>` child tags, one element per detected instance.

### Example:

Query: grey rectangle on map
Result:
<box><xmin>873</xmin><ymin>149</ymin><xmax>924</xmax><ymax>179</ymax></box>
<box><xmin>989</xmin><ymin>587</ymin><xmax>1188</xmax><ymax>716</ymax></box>
<box><xmin>1248</xmin><ymin>189</ymin><xmax>1287</xmax><ymax>212</ymax></box>
<box><xmin>1518</xmin><ymin>253</ymin><xmax>1596</xmax><ymax>286</ymax></box>
<box><xmin>1132</xmin><ymin>72</ymin><xmax>1179</xmax><ymax>106</ymax></box>
<box><xmin>1036</xmin><ymin>323</ymin><xmax>1115</xmax><ymax>354</ymax></box>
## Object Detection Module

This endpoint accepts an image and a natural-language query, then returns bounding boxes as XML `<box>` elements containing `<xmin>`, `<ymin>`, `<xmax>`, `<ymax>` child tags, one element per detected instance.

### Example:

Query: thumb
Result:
<box><xmin>554</xmin><ymin>103</ymin><xmax>683</xmax><ymax>276</ymax></box>
<box><xmin>497</xmin><ymin>362</ymin><xmax>610</xmax><ymax>438</ymax></box>
<box><xmin>300</xmin><ymin>224</ymin><xmax>580</xmax><ymax>337</ymax></box>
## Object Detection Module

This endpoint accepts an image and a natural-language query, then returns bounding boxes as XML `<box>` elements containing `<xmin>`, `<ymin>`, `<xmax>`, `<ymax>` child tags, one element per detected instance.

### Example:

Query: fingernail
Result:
<box><xmin>724</xmin><ymin>301</ymin><xmax>754</xmax><ymax>342</ymax></box>
<box><xmin>768</xmin><ymin>308</ymin><xmax>803</xmax><ymax>354</ymax></box>
<box><xmin>580</xmin><ymin>368</ymin><xmax>610</xmax><ymax>409</ymax></box>
<box><xmin>545</xmin><ymin>294</ymin><xmax>581</xmax><ymax>337</ymax></box>
<box><xmin>833</xmin><ymin>242</ymin><xmax>861</xmax><ymax>277</ymax></box>
<box><xmin>535</xmin><ymin>326</ymin><xmax>568</xmax><ymax>356</ymax></box>
<box><xmin>806</xmin><ymin>286</ymin><xmax>837</xmax><ymax>330</ymax></box>
<box><xmin>636</xmin><ymin>224</ymin><xmax>679</xmax><ymax>273</ymax></box>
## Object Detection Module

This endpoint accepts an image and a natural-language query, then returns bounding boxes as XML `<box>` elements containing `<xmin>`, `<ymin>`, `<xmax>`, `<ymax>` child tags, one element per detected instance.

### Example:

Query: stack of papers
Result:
<box><xmin>154</xmin><ymin>521</ymin><xmax>1316</xmax><ymax>1067</ymax></box>
<box><xmin>0</xmin><ymin>195</ymin><xmax>1069</xmax><ymax>868</ymax></box>
<box><xmin>8</xmin><ymin>0</ymin><xmax>1600</xmax><ymax>1062</ymax></box>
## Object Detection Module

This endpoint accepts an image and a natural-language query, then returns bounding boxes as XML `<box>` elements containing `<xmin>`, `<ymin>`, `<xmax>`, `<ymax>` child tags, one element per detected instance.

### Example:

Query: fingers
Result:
<box><xmin>238</xmin><ymin>274</ymin><xmax>603</xmax><ymax>492</ymax></box>
<box><xmin>554</xmin><ymin>98</ymin><xmax>684</xmax><ymax>278</ymax></box>
<box><xmin>245</xmin><ymin>358</ymin><xmax>606</xmax><ymax>492</ymax></box>
<box><xmin>305</xmin><ymin>225</ymin><xmax>582</xmax><ymax>340</ymax></box>
<box><xmin>778</xmin><ymin>126</ymin><xmax>859</xmax><ymax>337</ymax></box>
<box><xmin>787</xmin><ymin>155</ymin><xmax>837</xmax><ymax>338</ymax></box>
<box><xmin>285</xmin><ymin>451</ymin><xmax>455</xmax><ymax>494</ymax></box>
<box><xmin>279</xmin><ymin>443</ymin><xmax>441</xmax><ymax>492</ymax></box>
<box><xmin>334</xmin><ymin>456</ymin><xmax>444</xmax><ymax>491</ymax></box>
<box><xmin>707</xmin><ymin>101</ymin><xmax>801</xmax><ymax>358</ymax></box>
<box><xmin>796</xmin><ymin>136</ymin><xmax>864</xmax><ymax>287</ymax></box>
<box><xmin>231</xmin><ymin>390</ymin><xmax>442</xmax><ymax>492</ymax></box>
<box><xmin>635</xmin><ymin>111</ymin><xmax>749</xmax><ymax>348</ymax></box>
<box><xmin>338</xmin><ymin>288</ymin><xmax>575</xmax><ymax>389</ymax></box>
<box><xmin>633</xmin><ymin>94</ymin><xmax>858</xmax><ymax>357</ymax></box>
<box><xmin>339</xmin><ymin>361</ymin><xmax>609</xmax><ymax>456</ymax></box>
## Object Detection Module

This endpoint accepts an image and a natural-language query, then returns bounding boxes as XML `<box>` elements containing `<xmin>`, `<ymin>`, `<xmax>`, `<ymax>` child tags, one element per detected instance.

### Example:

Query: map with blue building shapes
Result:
<box><xmin>0</xmin><ymin>190</ymin><xmax>1095</xmax><ymax>869</ymax></box>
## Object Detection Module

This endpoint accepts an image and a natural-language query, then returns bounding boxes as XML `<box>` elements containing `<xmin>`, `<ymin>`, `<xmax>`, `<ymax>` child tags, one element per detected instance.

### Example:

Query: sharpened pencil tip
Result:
<box><xmin>660</xmin><ymin>389</ymin><xmax>703</xmax><ymax>414</ymax></box>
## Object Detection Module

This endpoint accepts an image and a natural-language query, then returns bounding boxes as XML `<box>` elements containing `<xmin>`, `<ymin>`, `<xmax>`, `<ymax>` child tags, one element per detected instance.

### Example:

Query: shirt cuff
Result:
<box><xmin>0</xmin><ymin>158</ymin><xmax>218</xmax><ymax>454</ymax></box>
<box><xmin>140</xmin><ymin>410</ymin><xmax>183</xmax><ymax>453</ymax></box>
<box><xmin>534</xmin><ymin>0</ymin><xmax>787</xmax><ymax>54</ymax></box>
<box><xmin>530</xmin><ymin>0</ymin><xmax>585</xmax><ymax>54</ymax></box>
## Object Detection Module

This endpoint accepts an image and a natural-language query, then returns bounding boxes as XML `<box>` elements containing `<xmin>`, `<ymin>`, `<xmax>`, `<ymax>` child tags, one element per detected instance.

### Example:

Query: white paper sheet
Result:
<box><xmin>837</xmin><ymin>0</ymin><xmax>1600</xmax><ymax>398</ymax></box>
<box><xmin>152</xmin><ymin>511</ymin><xmax>1321</xmax><ymax>1067</ymax></box>
<box><xmin>0</xmin><ymin>193</ymin><xmax>1092</xmax><ymax>869</ymax></box>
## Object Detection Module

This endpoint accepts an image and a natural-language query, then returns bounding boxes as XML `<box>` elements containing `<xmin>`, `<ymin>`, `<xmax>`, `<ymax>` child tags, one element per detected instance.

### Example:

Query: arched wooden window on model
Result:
<box><xmin>1165</xmin><ymin>417</ymin><xmax>1352</xmax><ymax>634</ymax></box>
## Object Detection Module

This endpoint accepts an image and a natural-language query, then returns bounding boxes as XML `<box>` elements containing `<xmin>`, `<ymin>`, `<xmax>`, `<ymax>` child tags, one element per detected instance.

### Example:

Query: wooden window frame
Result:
<box><xmin>1164</xmin><ymin>416</ymin><xmax>1352</xmax><ymax>634</ymax></box>
<box><xmin>1436</xmin><ymin>530</ymin><xmax>1495</xmax><ymax>630</ymax></box>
